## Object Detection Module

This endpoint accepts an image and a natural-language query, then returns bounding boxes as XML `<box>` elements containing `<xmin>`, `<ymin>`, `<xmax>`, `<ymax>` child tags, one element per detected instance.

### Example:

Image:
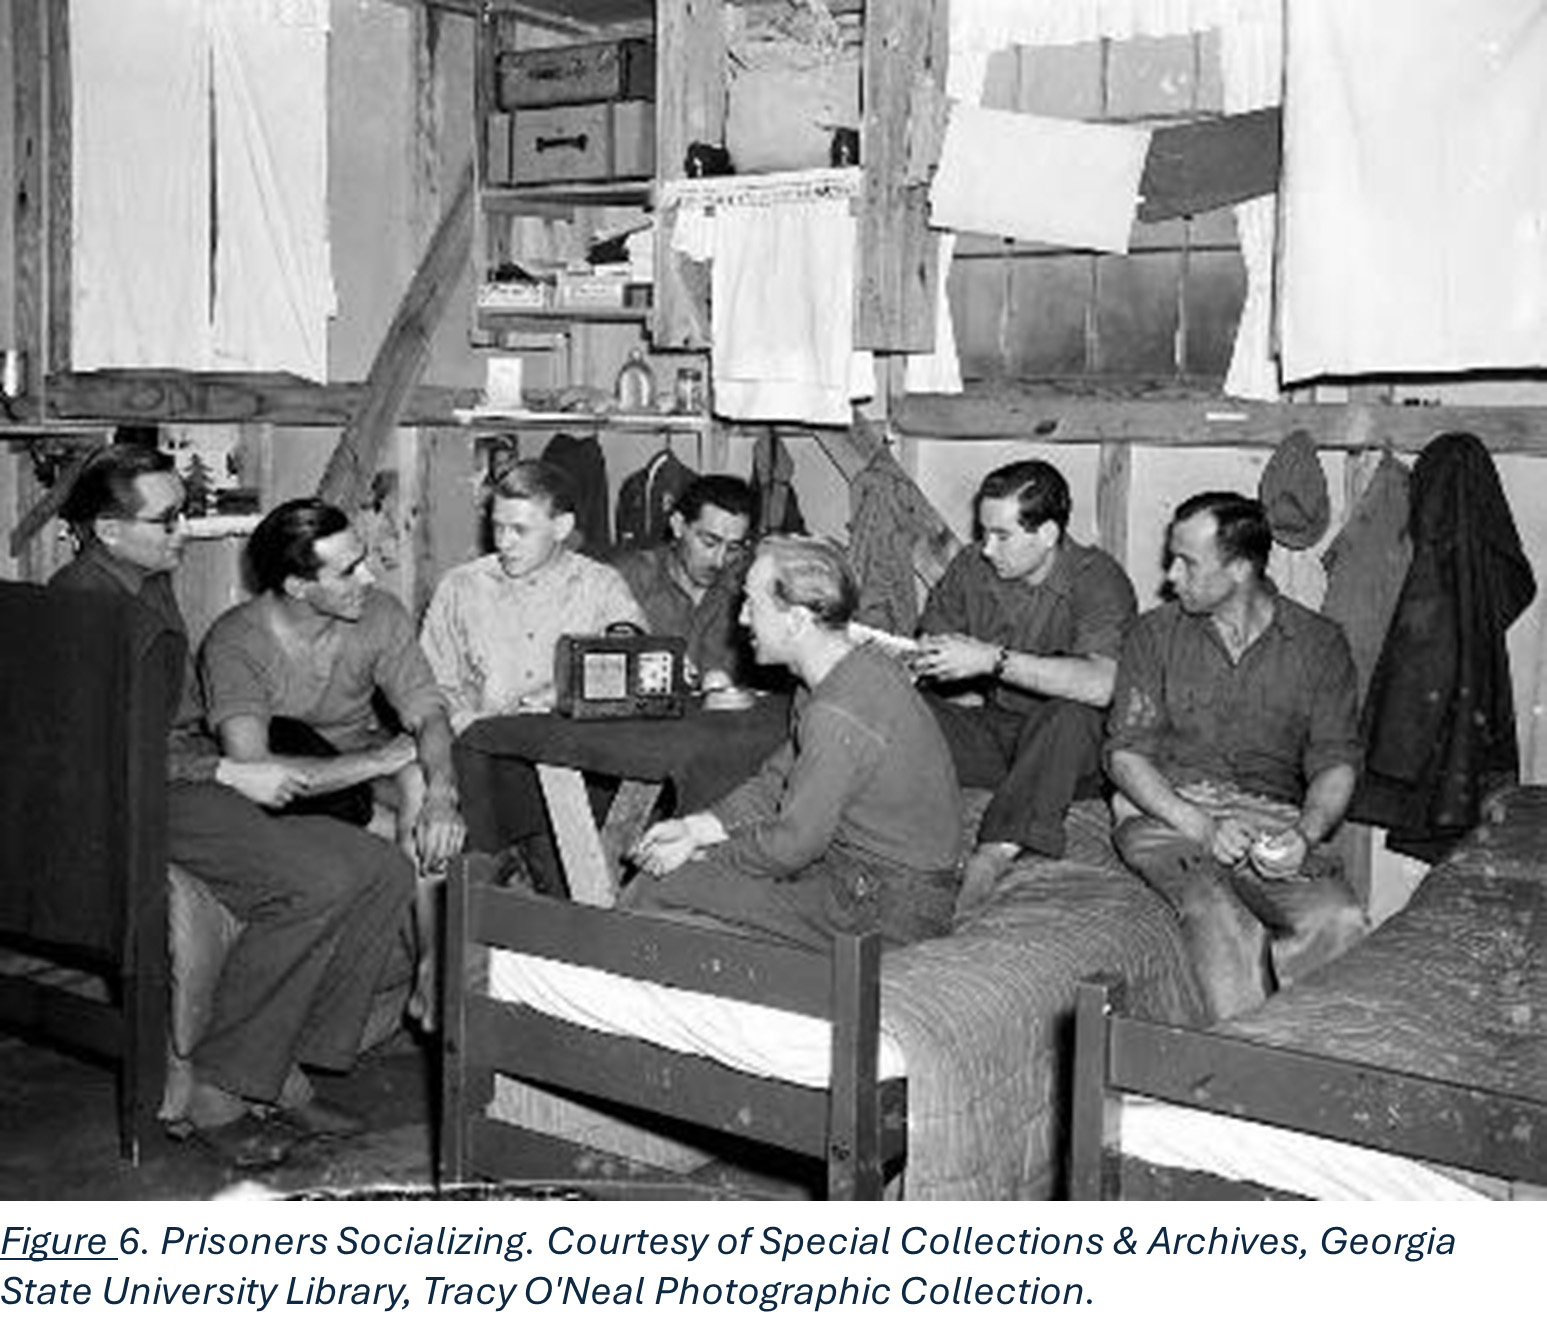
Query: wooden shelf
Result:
<box><xmin>481</xmin><ymin>181</ymin><xmax>652</xmax><ymax>214</ymax></box>
<box><xmin>477</xmin><ymin>306</ymin><xmax>649</xmax><ymax>330</ymax></box>
<box><xmin>454</xmin><ymin>407</ymin><xmax>711</xmax><ymax>433</ymax></box>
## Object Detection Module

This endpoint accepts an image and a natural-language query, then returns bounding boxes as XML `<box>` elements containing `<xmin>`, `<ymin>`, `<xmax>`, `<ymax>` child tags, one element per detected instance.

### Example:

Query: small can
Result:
<box><xmin>674</xmin><ymin>367</ymin><xmax>705</xmax><ymax>414</ymax></box>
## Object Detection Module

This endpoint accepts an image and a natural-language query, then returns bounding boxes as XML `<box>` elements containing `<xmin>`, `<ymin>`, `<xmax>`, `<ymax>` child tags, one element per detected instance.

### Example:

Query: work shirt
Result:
<box><xmin>709</xmin><ymin>644</ymin><xmax>963</xmax><ymax>879</ymax></box>
<box><xmin>420</xmin><ymin>548</ymin><xmax>645</xmax><ymax>732</ymax></box>
<box><xmin>200</xmin><ymin>590</ymin><xmax>445</xmax><ymax>752</ymax></box>
<box><xmin>919</xmin><ymin>540</ymin><xmax>1136</xmax><ymax>718</ymax></box>
<box><xmin>1105</xmin><ymin>595</ymin><xmax>1362</xmax><ymax>805</ymax></box>
<box><xmin>613</xmin><ymin>544</ymin><xmax>747</xmax><ymax>681</ymax></box>
<box><xmin>49</xmin><ymin>542</ymin><xmax>220</xmax><ymax>783</ymax></box>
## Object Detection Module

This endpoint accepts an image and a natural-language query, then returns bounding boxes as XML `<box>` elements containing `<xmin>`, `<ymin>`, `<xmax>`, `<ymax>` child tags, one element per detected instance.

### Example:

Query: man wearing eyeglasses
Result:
<box><xmin>613</xmin><ymin>474</ymin><xmax>758</xmax><ymax>690</ymax></box>
<box><xmin>52</xmin><ymin>445</ymin><xmax>415</xmax><ymax>1170</ymax></box>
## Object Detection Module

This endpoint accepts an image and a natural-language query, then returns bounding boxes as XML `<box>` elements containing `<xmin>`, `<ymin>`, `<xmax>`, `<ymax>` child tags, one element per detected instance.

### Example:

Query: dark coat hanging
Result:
<box><xmin>1351</xmin><ymin>431</ymin><xmax>1537</xmax><ymax>861</ymax></box>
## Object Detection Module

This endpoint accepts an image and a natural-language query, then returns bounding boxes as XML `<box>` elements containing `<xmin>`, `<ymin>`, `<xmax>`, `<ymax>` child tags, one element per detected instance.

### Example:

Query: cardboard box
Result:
<box><xmin>497</xmin><ymin>38</ymin><xmax>654</xmax><ymax>109</ymax></box>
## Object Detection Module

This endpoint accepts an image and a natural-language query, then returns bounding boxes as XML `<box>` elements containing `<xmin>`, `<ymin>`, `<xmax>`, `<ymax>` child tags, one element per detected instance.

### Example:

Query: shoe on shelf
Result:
<box><xmin>277</xmin><ymin>1097</ymin><xmax>367</xmax><ymax>1141</ymax></box>
<box><xmin>183</xmin><ymin>1113</ymin><xmax>294</xmax><ymax>1171</ymax></box>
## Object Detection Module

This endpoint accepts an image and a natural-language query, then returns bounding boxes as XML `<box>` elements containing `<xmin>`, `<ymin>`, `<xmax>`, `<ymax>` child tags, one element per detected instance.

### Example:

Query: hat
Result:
<box><xmin>1259</xmin><ymin>429</ymin><xmax>1330</xmax><ymax>550</ymax></box>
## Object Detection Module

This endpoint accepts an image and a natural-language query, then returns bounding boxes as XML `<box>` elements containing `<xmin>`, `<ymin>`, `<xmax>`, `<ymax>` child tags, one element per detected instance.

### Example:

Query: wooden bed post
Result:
<box><xmin>828</xmin><ymin>931</ymin><xmax>883</xmax><ymax>1200</ymax></box>
<box><xmin>439</xmin><ymin>852</ymin><xmax>487</xmax><ymax>1187</ymax></box>
<box><xmin>1069</xmin><ymin>974</ymin><xmax>1124</xmax><ymax>1200</ymax></box>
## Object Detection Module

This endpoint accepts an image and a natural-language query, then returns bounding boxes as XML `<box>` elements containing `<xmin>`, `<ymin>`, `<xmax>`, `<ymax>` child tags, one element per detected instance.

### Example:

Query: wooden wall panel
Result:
<box><xmin>1005</xmin><ymin>258</ymin><xmax>1090</xmax><ymax>379</ymax></box>
<box><xmin>946</xmin><ymin>259</ymin><xmax>1009</xmax><ymax>383</ymax></box>
<box><xmin>1106</xmin><ymin>34</ymin><xmax>1200</xmax><ymax>118</ymax></box>
<box><xmin>1095</xmin><ymin>253</ymin><xmax>1181</xmax><ymax>377</ymax></box>
<box><xmin>1185</xmin><ymin>249</ymin><xmax>1248</xmax><ymax>378</ymax></box>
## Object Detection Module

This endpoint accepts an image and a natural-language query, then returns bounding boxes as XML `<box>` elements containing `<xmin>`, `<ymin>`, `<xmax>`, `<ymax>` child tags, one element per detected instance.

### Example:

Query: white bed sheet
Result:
<box><xmin>488</xmin><ymin>950</ymin><xmax>908</xmax><ymax>1090</ymax></box>
<box><xmin>1118</xmin><ymin>1096</ymin><xmax>1518</xmax><ymax>1201</ymax></box>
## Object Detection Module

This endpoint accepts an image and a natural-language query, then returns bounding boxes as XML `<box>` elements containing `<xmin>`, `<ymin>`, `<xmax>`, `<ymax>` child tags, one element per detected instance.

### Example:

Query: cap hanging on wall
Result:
<box><xmin>1259</xmin><ymin>428</ymin><xmax>1330</xmax><ymax>550</ymax></box>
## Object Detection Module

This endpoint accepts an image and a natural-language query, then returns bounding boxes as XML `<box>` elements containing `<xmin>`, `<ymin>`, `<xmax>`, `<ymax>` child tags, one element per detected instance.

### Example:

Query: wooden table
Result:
<box><xmin>455</xmin><ymin>695</ymin><xmax>789</xmax><ymax>907</ymax></box>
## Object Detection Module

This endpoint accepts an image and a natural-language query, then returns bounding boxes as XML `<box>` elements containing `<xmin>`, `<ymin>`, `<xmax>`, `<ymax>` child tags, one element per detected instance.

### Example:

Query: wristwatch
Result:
<box><xmin>992</xmin><ymin>645</ymin><xmax>1011</xmax><ymax>680</ymax></box>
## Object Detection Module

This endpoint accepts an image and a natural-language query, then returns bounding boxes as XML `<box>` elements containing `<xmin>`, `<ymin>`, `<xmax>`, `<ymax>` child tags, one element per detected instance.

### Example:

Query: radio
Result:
<box><xmin>554</xmin><ymin>624</ymin><xmax>688</xmax><ymax>720</ymax></box>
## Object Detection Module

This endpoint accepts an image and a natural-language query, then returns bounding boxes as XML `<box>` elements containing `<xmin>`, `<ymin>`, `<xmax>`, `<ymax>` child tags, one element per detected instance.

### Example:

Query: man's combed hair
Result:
<box><xmin>675</xmin><ymin>473</ymin><xmax>757</xmax><ymax>526</ymax></box>
<box><xmin>59</xmin><ymin>443</ymin><xmax>175</xmax><ymax>532</ymax></box>
<box><xmin>247</xmin><ymin>497</ymin><xmax>351</xmax><ymax>594</ymax></box>
<box><xmin>1173</xmin><ymin>490</ymin><xmax>1273</xmax><ymax>576</ymax></box>
<box><xmin>487</xmin><ymin>458</ymin><xmax>576</xmax><ymax>516</ymax></box>
<box><xmin>759</xmin><ymin>535</ymin><xmax>859</xmax><ymax>630</ymax></box>
<box><xmin>976</xmin><ymin>460</ymin><xmax>1072</xmax><ymax>535</ymax></box>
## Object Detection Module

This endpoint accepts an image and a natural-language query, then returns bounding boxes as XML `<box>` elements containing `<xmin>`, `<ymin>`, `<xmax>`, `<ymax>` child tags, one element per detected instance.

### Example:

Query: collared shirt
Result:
<box><xmin>419</xmin><ymin>549</ymin><xmax>645</xmax><ymax>731</ymax></box>
<box><xmin>48</xmin><ymin>542</ymin><xmax>221</xmax><ymax>783</ymax></box>
<box><xmin>918</xmin><ymin>538</ymin><xmax>1137</xmax><ymax>717</ymax></box>
<box><xmin>613</xmin><ymin>544</ymin><xmax>747</xmax><ymax>680</ymax></box>
<box><xmin>200</xmin><ymin>590</ymin><xmax>446</xmax><ymax>752</ymax></box>
<box><xmin>1105</xmin><ymin>595</ymin><xmax>1362</xmax><ymax>805</ymax></box>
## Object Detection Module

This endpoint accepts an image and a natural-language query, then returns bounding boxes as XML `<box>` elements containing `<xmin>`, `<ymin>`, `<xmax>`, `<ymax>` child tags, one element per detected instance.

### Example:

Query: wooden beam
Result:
<box><xmin>855</xmin><ymin>0</ymin><xmax>946</xmax><ymax>352</ymax></box>
<box><xmin>45</xmin><ymin>0</ymin><xmax>69</xmax><ymax>376</ymax></box>
<box><xmin>8</xmin><ymin>438</ymin><xmax>109</xmax><ymax>557</ymax></box>
<box><xmin>1095</xmin><ymin>441</ymin><xmax>1130</xmax><ymax>563</ymax></box>
<box><xmin>894</xmin><ymin>391</ymin><xmax>1547</xmax><ymax>456</ymax></box>
<box><xmin>13</xmin><ymin>0</ymin><xmax>44</xmax><ymax>417</ymax></box>
<box><xmin>44</xmin><ymin>371</ymin><xmax>478</xmax><ymax>427</ymax></box>
<box><xmin>317</xmin><ymin>158</ymin><xmax>476</xmax><ymax>510</ymax></box>
<box><xmin>651</xmin><ymin>0</ymin><xmax>723</xmax><ymax>349</ymax></box>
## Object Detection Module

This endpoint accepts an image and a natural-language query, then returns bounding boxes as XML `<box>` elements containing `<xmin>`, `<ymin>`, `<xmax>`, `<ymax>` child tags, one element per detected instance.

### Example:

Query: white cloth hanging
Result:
<box><xmin>1277</xmin><ymin>0</ymin><xmax>1547</xmax><ymax>381</ymax></box>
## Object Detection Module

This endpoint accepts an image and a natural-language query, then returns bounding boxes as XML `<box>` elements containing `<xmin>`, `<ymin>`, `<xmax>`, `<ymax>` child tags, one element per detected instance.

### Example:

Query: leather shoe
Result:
<box><xmin>186</xmin><ymin>1113</ymin><xmax>293</xmax><ymax>1171</ymax></box>
<box><xmin>277</xmin><ymin>1098</ymin><xmax>366</xmax><ymax>1141</ymax></box>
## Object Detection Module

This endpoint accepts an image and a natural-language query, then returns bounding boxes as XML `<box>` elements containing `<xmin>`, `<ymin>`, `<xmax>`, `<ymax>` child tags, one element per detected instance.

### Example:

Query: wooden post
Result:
<box><xmin>855</xmin><ymin>0</ymin><xmax>946</xmax><ymax>352</ymax></box>
<box><xmin>652</xmin><ymin>0</ymin><xmax>723</xmax><ymax>349</ymax></box>
<box><xmin>1096</xmin><ymin>440</ymin><xmax>1131</xmax><ymax>564</ymax></box>
<box><xmin>13</xmin><ymin>0</ymin><xmax>45</xmax><ymax>412</ymax></box>
<box><xmin>317</xmin><ymin>160</ymin><xmax>475</xmax><ymax>512</ymax></box>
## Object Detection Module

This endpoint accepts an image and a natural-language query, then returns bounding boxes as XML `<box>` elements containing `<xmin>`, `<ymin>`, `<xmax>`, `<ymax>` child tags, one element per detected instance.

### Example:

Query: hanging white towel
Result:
<box><xmin>209</xmin><ymin>0</ymin><xmax>334</xmax><ymax>380</ymax></box>
<box><xmin>929</xmin><ymin>105</ymin><xmax>1151</xmax><ymax>254</ymax></box>
<box><xmin>1278</xmin><ymin>0</ymin><xmax>1547</xmax><ymax>381</ymax></box>
<box><xmin>709</xmin><ymin>197</ymin><xmax>875</xmax><ymax>427</ymax></box>
<box><xmin>72</xmin><ymin>0</ymin><xmax>209</xmax><ymax>369</ymax></box>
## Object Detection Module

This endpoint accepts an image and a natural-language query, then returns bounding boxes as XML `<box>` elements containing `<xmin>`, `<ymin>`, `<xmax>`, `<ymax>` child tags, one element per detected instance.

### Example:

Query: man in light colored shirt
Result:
<box><xmin>420</xmin><ymin>459</ymin><xmax>646</xmax><ymax>733</ymax></box>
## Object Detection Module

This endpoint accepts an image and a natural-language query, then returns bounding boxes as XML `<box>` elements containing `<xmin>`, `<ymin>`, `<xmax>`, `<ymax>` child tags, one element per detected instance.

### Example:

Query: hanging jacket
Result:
<box><xmin>614</xmin><ymin>448</ymin><xmax>698</xmax><ymax>552</ymax></box>
<box><xmin>1351</xmin><ymin>432</ymin><xmax>1536</xmax><ymax>861</ymax></box>
<box><xmin>541</xmin><ymin>432</ymin><xmax>611</xmax><ymax>559</ymax></box>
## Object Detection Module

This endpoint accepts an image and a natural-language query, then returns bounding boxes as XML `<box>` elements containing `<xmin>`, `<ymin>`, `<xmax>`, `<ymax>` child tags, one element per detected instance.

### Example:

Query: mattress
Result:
<box><xmin>487</xmin><ymin>950</ymin><xmax>908</xmax><ymax>1089</ymax></box>
<box><xmin>1116</xmin><ymin>1096</ymin><xmax>1512</xmax><ymax>1200</ymax></box>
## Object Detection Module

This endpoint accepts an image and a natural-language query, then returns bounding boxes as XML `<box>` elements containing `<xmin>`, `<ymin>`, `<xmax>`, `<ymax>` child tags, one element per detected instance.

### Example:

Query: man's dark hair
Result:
<box><xmin>674</xmin><ymin>474</ymin><xmax>757</xmax><ymax>527</ymax></box>
<box><xmin>487</xmin><ymin>458</ymin><xmax>576</xmax><ymax>516</ymax></box>
<box><xmin>975</xmin><ymin>460</ymin><xmax>1071</xmax><ymax>536</ymax></box>
<box><xmin>1173</xmin><ymin>491</ymin><xmax>1273</xmax><ymax>577</ymax></box>
<box><xmin>247</xmin><ymin>497</ymin><xmax>351</xmax><ymax>594</ymax></box>
<box><xmin>59</xmin><ymin>443</ymin><xmax>175</xmax><ymax>534</ymax></box>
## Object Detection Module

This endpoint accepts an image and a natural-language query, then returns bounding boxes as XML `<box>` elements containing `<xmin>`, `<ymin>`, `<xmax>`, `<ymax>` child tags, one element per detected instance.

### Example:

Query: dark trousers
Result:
<box><xmin>168</xmin><ymin>782</ymin><xmax>415</xmax><ymax>1102</ymax></box>
<box><xmin>925</xmin><ymin>695</ymin><xmax>1105</xmax><ymax>857</ymax></box>
<box><xmin>621</xmin><ymin>845</ymin><xmax>957</xmax><ymax>955</ymax></box>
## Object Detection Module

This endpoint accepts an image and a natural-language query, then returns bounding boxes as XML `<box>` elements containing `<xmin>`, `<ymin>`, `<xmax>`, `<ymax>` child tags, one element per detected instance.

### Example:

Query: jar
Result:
<box><xmin>674</xmin><ymin>367</ymin><xmax>705</xmax><ymax>415</ymax></box>
<box><xmin>615</xmin><ymin>348</ymin><xmax>656</xmax><ymax>412</ymax></box>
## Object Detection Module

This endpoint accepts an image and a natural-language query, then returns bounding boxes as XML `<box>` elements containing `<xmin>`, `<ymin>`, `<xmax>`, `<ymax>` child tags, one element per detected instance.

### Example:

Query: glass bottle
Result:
<box><xmin>615</xmin><ymin>348</ymin><xmax>656</xmax><ymax>413</ymax></box>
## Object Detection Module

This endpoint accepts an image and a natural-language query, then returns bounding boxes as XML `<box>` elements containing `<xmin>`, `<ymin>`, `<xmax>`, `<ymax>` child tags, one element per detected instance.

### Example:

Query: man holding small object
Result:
<box><xmin>1105</xmin><ymin>491</ymin><xmax>1368</xmax><ymax>1023</ymax></box>
<box><xmin>914</xmin><ymin>460</ymin><xmax>1137</xmax><ymax>906</ymax></box>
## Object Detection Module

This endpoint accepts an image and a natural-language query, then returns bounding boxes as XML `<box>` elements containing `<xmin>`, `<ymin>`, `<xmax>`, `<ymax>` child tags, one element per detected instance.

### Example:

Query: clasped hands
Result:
<box><xmin>629</xmin><ymin>812</ymin><xmax>728</xmax><ymax>878</ymax></box>
<box><xmin>909</xmin><ymin>632</ymin><xmax>1001</xmax><ymax>683</ymax></box>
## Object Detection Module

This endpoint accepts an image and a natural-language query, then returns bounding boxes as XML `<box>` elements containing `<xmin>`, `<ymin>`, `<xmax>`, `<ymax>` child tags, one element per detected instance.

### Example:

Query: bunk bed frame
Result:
<box><xmin>440</xmin><ymin>854</ymin><xmax>906</xmax><ymax>1199</ymax></box>
<box><xmin>1069</xmin><ymin>975</ymin><xmax>1547</xmax><ymax>1199</ymax></box>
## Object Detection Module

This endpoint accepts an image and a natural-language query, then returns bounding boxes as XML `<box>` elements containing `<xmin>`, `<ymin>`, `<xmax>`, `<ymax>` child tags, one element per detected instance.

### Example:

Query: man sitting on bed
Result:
<box><xmin>53</xmin><ymin>448</ymin><xmax>413</xmax><ymax>1169</ymax></box>
<box><xmin>625</xmin><ymin>536</ymin><xmax>963</xmax><ymax>953</ymax></box>
<box><xmin>200</xmin><ymin>498</ymin><xmax>466</xmax><ymax>1031</ymax></box>
<box><xmin>1105</xmin><ymin>491</ymin><xmax>1368</xmax><ymax>1023</ymax></box>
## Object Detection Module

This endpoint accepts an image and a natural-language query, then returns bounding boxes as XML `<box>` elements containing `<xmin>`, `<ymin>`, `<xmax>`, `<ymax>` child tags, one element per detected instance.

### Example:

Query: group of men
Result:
<box><xmin>53</xmin><ymin>440</ymin><xmax>1369</xmax><ymax>1170</ymax></box>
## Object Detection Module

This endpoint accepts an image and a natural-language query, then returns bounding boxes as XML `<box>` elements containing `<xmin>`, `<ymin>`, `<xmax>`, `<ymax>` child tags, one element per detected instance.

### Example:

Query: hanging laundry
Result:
<box><xmin>614</xmin><ymin>448</ymin><xmax>698</xmax><ymax>551</ymax></box>
<box><xmin>929</xmin><ymin>105</ymin><xmax>1150</xmax><ymax>253</ymax></box>
<box><xmin>848</xmin><ymin>448</ymin><xmax>939</xmax><ymax>636</ymax></box>
<box><xmin>751</xmin><ymin>431</ymin><xmax>807</xmax><ymax>537</ymax></box>
<box><xmin>1320</xmin><ymin>453</ymin><xmax>1411</xmax><ymax>705</ymax></box>
<box><xmin>540</xmin><ymin>432</ymin><xmax>611</xmax><ymax>560</ymax></box>
<box><xmin>1352</xmin><ymin>433</ymin><xmax>1537</xmax><ymax>862</ymax></box>
<box><xmin>1137</xmin><ymin>106</ymin><xmax>1280</xmax><ymax>224</ymax></box>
